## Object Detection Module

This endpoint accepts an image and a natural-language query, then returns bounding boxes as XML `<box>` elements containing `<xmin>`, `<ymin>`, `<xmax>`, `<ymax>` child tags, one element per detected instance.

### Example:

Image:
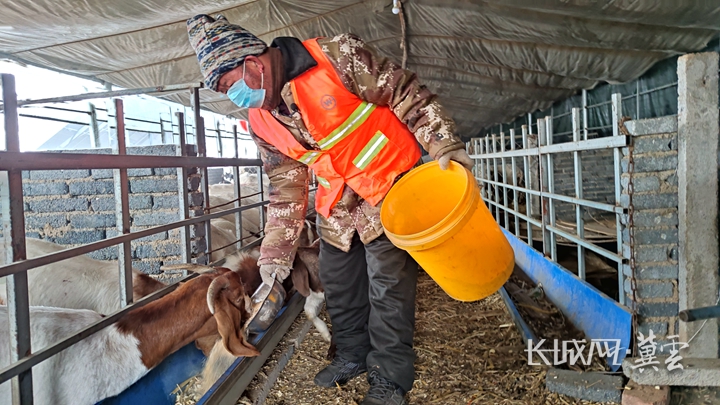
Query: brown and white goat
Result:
<box><xmin>0</xmin><ymin>267</ymin><xmax>259</xmax><ymax>405</ymax></box>
<box><xmin>0</xmin><ymin>238</ymin><xmax>165</xmax><ymax>312</ymax></box>
<box><xmin>196</xmin><ymin>220</ymin><xmax>331</xmax><ymax>396</ymax></box>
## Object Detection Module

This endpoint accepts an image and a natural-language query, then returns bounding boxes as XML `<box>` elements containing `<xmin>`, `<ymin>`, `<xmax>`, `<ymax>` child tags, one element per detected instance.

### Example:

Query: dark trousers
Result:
<box><xmin>318</xmin><ymin>232</ymin><xmax>419</xmax><ymax>392</ymax></box>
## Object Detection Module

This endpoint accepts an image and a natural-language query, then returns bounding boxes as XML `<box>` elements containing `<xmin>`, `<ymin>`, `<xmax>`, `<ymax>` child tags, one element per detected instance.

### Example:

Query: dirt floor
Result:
<box><xmin>226</xmin><ymin>271</ymin><xmax>613</xmax><ymax>405</ymax></box>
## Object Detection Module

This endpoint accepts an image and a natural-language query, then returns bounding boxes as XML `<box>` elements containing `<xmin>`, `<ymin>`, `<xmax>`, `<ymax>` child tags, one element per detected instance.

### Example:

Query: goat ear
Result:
<box><xmin>210</xmin><ymin>274</ymin><xmax>261</xmax><ymax>358</ymax></box>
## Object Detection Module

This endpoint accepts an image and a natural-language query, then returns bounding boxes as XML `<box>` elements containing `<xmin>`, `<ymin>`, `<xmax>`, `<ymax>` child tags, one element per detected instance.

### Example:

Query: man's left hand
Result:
<box><xmin>438</xmin><ymin>149</ymin><xmax>473</xmax><ymax>171</ymax></box>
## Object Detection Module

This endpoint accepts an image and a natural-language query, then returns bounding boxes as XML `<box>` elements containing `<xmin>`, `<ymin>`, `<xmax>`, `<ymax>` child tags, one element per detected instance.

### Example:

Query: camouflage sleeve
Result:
<box><xmin>320</xmin><ymin>33</ymin><xmax>465</xmax><ymax>159</ymax></box>
<box><xmin>250</xmin><ymin>130</ymin><xmax>310</xmax><ymax>268</ymax></box>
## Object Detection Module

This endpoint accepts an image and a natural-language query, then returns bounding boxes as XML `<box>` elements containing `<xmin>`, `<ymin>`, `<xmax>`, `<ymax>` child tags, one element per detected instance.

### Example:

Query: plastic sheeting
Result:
<box><xmin>1</xmin><ymin>0</ymin><xmax>718</xmax><ymax>140</ymax></box>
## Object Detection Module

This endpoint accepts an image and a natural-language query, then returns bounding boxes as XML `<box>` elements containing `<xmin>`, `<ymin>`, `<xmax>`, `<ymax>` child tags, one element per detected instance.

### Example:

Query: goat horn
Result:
<box><xmin>206</xmin><ymin>277</ymin><xmax>230</xmax><ymax>315</ymax></box>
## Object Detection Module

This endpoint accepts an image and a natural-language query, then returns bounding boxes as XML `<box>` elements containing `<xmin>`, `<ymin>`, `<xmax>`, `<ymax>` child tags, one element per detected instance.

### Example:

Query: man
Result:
<box><xmin>187</xmin><ymin>14</ymin><xmax>472</xmax><ymax>405</ymax></box>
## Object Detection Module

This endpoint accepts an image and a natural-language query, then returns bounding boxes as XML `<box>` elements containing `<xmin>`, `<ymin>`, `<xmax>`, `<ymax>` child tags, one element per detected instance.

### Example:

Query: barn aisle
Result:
<box><xmin>228</xmin><ymin>271</ymin><xmax>610</xmax><ymax>405</ymax></box>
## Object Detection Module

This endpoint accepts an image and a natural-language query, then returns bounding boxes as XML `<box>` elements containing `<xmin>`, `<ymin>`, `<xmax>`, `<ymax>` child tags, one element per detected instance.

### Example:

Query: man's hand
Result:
<box><xmin>437</xmin><ymin>149</ymin><xmax>473</xmax><ymax>171</ymax></box>
<box><xmin>259</xmin><ymin>264</ymin><xmax>292</xmax><ymax>286</ymax></box>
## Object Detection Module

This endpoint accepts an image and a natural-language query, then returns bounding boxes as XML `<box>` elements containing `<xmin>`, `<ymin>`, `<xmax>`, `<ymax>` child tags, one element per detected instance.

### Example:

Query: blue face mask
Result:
<box><xmin>227</xmin><ymin>62</ymin><xmax>266</xmax><ymax>109</ymax></box>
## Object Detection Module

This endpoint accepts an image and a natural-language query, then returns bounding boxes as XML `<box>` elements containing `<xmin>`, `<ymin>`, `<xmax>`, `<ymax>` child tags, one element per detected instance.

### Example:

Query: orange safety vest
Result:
<box><xmin>249</xmin><ymin>38</ymin><xmax>420</xmax><ymax>218</ymax></box>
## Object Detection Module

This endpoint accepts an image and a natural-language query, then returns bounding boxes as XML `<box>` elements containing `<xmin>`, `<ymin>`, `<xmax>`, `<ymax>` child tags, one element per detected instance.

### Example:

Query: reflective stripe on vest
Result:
<box><xmin>317</xmin><ymin>102</ymin><xmax>377</xmax><ymax>150</ymax></box>
<box><xmin>248</xmin><ymin>38</ymin><xmax>420</xmax><ymax>218</ymax></box>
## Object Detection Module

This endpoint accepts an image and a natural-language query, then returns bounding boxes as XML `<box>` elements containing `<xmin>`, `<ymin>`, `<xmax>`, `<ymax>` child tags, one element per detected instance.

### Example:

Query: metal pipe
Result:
<box><xmin>679</xmin><ymin>305</ymin><xmax>720</xmax><ymax>322</ymax></box>
<box><xmin>192</xmin><ymin>87</ymin><xmax>213</xmax><ymax>265</ymax></box>
<box><xmin>469</xmin><ymin>135</ymin><xmax>628</xmax><ymax>159</ymax></box>
<box><xmin>483</xmin><ymin>198</ymin><xmax>543</xmax><ymax>228</ymax></box>
<box><xmin>546</xmin><ymin>224</ymin><xmax>624</xmax><ymax>263</ymax></box>
<box><xmin>484</xmin><ymin>136</ymin><xmax>492</xmax><ymax>219</ymax></box>
<box><xmin>476</xmin><ymin>177</ymin><xmax>622</xmax><ymax>214</ymax></box>
<box><xmin>510</xmin><ymin>129</ymin><xmax>520</xmax><ymax>237</ymax></box>
<box><xmin>522</xmin><ymin>125</ymin><xmax>533</xmax><ymax>245</ymax></box>
<box><xmin>112</xmin><ymin>99</ymin><xmax>133</xmax><ymax>307</ymax></box>
<box><xmin>582</xmin><ymin>89</ymin><xmax>588</xmax><ymax>141</ymax></box>
<box><xmin>1</xmin><ymin>73</ymin><xmax>34</xmax><ymax>405</ymax></box>
<box><xmin>537</xmin><ymin>118</ymin><xmax>550</xmax><ymax>257</ymax></box>
<box><xmin>478</xmin><ymin>139</ymin><xmax>486</xmax><ymax>199</ymax></box>
<box><xmin>0</xmin><ymin>151</ymin><xmax>261</xmax><ymax>171</ymax></box>
<box><xmin>571</xmin><ymin>108</ymin><xmax>586</xmax><ymax>280</ymax></box>
<box><xmin>4</xmin><ymin>82</ymin><xmax>202</xmax><ymax>108</ymax></box>
<box><xmin>89</xmin><ymin>103</ymin><xmax>100</xmax><ymax>148</ymax></box>
<box><xmin>611</xmin><ymin>93</ymin><xmax>625</xmax><ymax>306</ymax></box>
<box><xmin>258</xmin><ymin>157</ymin><xmax>266</xmax><ymax>234</ymax></box>
<box><xmin>491</xmin><ymin>134</ymin><xmax>500</xmax><ymax>224</ymax></box>
<box><xmin>545</xmin><ymin>116</ymin><xmax>557</xmax><ymax>262</ymax></box>
<box><xmin>500</xmin><ymin>131</ymin><xmax>510</xmax><ymax>230</ymax></box>
<box><xmin>175</xmin><ymin>112</ymin><xmax>192</xmax><ymax>268</ymax></box>
<box><xmin>232</xmin><ymin>125</ymin><xmax>244</xmax><ymax>249</ymax></box>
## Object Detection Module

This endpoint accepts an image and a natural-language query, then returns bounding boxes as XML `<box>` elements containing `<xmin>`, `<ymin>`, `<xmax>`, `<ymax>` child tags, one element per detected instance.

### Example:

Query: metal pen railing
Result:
<box><xmin>470</xmin><ymin>93</ymin><xmax>630</xmax><ymax>307</ymax></box>
<box><xmin>0</xmin><ymin>74</ymin><xmax>298</xmax><ymax>405</ymax></box>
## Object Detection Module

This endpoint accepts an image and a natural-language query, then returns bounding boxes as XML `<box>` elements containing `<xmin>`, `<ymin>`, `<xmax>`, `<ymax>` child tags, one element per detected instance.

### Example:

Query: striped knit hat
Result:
<box><xmin>187</xmin><ymin>14</ymin><xmax>267</xmax><ymax>92</ymax></box>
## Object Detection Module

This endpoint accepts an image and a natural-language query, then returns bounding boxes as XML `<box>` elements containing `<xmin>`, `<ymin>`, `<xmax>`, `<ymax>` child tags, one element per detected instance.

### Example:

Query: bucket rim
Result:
<box><xmin>381</xmin><ymin>160</ymin><xmax>478</xmax><ymax>250</ymax></box>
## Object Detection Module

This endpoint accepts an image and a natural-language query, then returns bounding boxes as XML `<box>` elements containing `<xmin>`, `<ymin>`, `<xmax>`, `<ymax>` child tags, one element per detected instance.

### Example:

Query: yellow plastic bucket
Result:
<box><xmin>380</xmin><ymin>160</ymin><xmax>514</xmax><ymax>302</ymax></box>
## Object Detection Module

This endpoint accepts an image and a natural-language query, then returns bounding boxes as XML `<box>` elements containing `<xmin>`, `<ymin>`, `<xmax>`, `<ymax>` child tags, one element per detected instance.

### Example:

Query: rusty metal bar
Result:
<box><xmin>4</xmin><ymin>82</ymin><xmax>202</xmax><ymax>108</ymax></box>
<box><xmin>0</xmin><ymin>152</ymin><xmax>261</xmax><ymax>171</ymax></box>
<box><xmin>1</xmin><ymin>73</ymin><xmax>33</xmax><ymax>405</ymax></box>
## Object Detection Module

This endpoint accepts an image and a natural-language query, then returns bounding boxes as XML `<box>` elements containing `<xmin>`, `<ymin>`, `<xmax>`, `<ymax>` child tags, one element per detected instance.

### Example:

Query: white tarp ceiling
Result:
<box><xmin>1</xmin><ymin>0</ymin><xmax>719</xmax><ymax>140</ymax></box>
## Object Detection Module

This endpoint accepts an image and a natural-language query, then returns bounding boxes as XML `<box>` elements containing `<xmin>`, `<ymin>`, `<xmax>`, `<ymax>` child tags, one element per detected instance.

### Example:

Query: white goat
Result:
<box><xmin>0</xmin><ymin>238</ymin><xmax>165</xmax><ymax>313</ymax></box>
<box><xmin>0</xmin><ymin>267</ymin><xmax>259</xmax><ymax>405</ymax></box>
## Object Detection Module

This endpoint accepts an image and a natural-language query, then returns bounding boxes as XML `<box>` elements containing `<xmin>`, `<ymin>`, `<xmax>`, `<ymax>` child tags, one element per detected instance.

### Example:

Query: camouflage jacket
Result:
<box><xmin>252</xmin><ymin>34</ymin><xmax>465</xmax><ymax>268</ymax></box>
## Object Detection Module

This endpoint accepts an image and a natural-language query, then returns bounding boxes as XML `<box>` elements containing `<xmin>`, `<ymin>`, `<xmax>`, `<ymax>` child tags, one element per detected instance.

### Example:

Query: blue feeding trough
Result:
<box><xmin>500</xmin><ymin>229</ymin><xmax>633</xmax><ymax>372</ymax></box>
<box><xmin>97</xmin><ymin>342</ymin><xmax>206</xmax><ymax>405</ymax></box>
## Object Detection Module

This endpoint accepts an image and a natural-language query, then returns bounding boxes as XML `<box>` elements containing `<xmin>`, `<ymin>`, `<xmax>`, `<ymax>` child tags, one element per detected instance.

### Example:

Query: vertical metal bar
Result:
<box><xmin>484</xmin><ymin>136</ymin><xmax>492</xmax><ymax>211</ymax></box>
<box><xmin>582</xmin><ymin>89</ymin><xmax>589</xmax><ymax>140</ymax></box>
<box><xmin>522</xmin><ymin>125</ymin><xmax>533</xmax><ymax>245</ymax></box>
<box><xmin>537</xmin><ymin>118</ymin><xmax>550</xmax><ymax>257</ymax></box>
<box><xmin>191</xmin><ymin>88</ymin><xmax>212</xmax><ymax>263</ymax></box>
<box><xmin>88</xmin><ymin>102</ymin><xmax>100</xmax><ymax>148</ymax></box>
<box><xmin>1</xmin><ymin>73</ymin><xmax>33</xmax><ymax>405</ymax></box>
<box><xmin>175</xmin><ymin>112</ymin><xmax>192</xmax><ymax>268</ymax></box>
<box><xmin>112</xmin><ymin>99</ymin><xmax>133</xmax><ymax>307</ymax></box>
<box><xmin>491</xmin><ymin>134</ymin><xmax>500</xmax><ymax>224</ymax></box>
<box><xmin>215</xmin><ymin>121</ymin><xmax>224</xmax><ymax>157</ymax></box>
<box><xmin>636</xmin><ymin>81</ymin><xmax>641</xmax><ymax>120</ymax></box>
<box><xmin>232</xmin><ymin>124</ymin><xmax>244</xmax><ymax>248</ymax></box>
<box><xmin>545</xmin><ymin>116</ymin><xmax>557</xmax><ymax>262</ymax></box>
<box><xmin>527</xmin><ymin>113</ymin><xmax>533</xmax><ymax>132</ymax></box>
<box><xmin>477</xmin><ymin>139</ymin><xmax>485</xmax><ymax>199</ymax></box>
<box><xmin>257</xmin><ymin>156</ymin><xmax>266</xmax><ymax>234</ymax></box>
<box><xmin>510</xmin><ymin>129</ymin><xmax>520</xmax><ymax>237</ymax></box>
<box><xmin>612</xmin><ymin>93</ymin><xmax>625</xmax><ymax>306</ymax></box>
<box><xmin>572</xmin><ymin>108</ymin><xmax>586</xmax><ymax>279</ymax></box>
<box><xmin>500</xmin><ymin>132</ymin><xmax>510</xmax><ymax>229</ymax></box>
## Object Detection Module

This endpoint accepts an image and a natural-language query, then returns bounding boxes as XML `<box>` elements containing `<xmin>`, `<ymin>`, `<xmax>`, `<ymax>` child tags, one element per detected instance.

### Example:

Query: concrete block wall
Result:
<box><xmin>17</xmin><ymin>144</ymin><xmax>206</xmax><ymax>274</ymax></box>
<box><xmin>621</xmin><ymin>115</ymin><xmax>680</xmax><ymax>346</ymax></box>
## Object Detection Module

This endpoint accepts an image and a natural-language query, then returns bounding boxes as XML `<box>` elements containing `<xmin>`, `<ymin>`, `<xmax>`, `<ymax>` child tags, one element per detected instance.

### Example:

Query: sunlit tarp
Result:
<box><xmin>1</xmin><ymin>0</ymin><xmax>718</xmax><ymax>140</ymax></box>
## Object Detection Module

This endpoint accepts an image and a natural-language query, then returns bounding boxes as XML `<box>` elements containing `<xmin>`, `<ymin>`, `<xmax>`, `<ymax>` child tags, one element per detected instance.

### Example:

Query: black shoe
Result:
<box><xmin>360</xmin><ymin>371</ymin><xmax>408</xmax><ymax>405</ymax></box>
<box><xmin>313</xmin><ymin>355</ymin><xmax>367</xmax><ymax>388</ymax></box>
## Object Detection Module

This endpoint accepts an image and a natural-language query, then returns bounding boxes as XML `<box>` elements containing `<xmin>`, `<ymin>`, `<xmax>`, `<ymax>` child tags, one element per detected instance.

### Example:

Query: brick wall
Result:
<box><xmin>621</xmin><ymin>116</ymin><xmax>680</xmax><ymax>345</ymax></box>
<box><xmin>16</xmin><ymin>144</ymin><xmax>206</xmax><ymax>274</ymax></box>
<box><xmin>552</xmin><ymin>148</ymin><xmax>616</xmax><ymax>221</ymax></box>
